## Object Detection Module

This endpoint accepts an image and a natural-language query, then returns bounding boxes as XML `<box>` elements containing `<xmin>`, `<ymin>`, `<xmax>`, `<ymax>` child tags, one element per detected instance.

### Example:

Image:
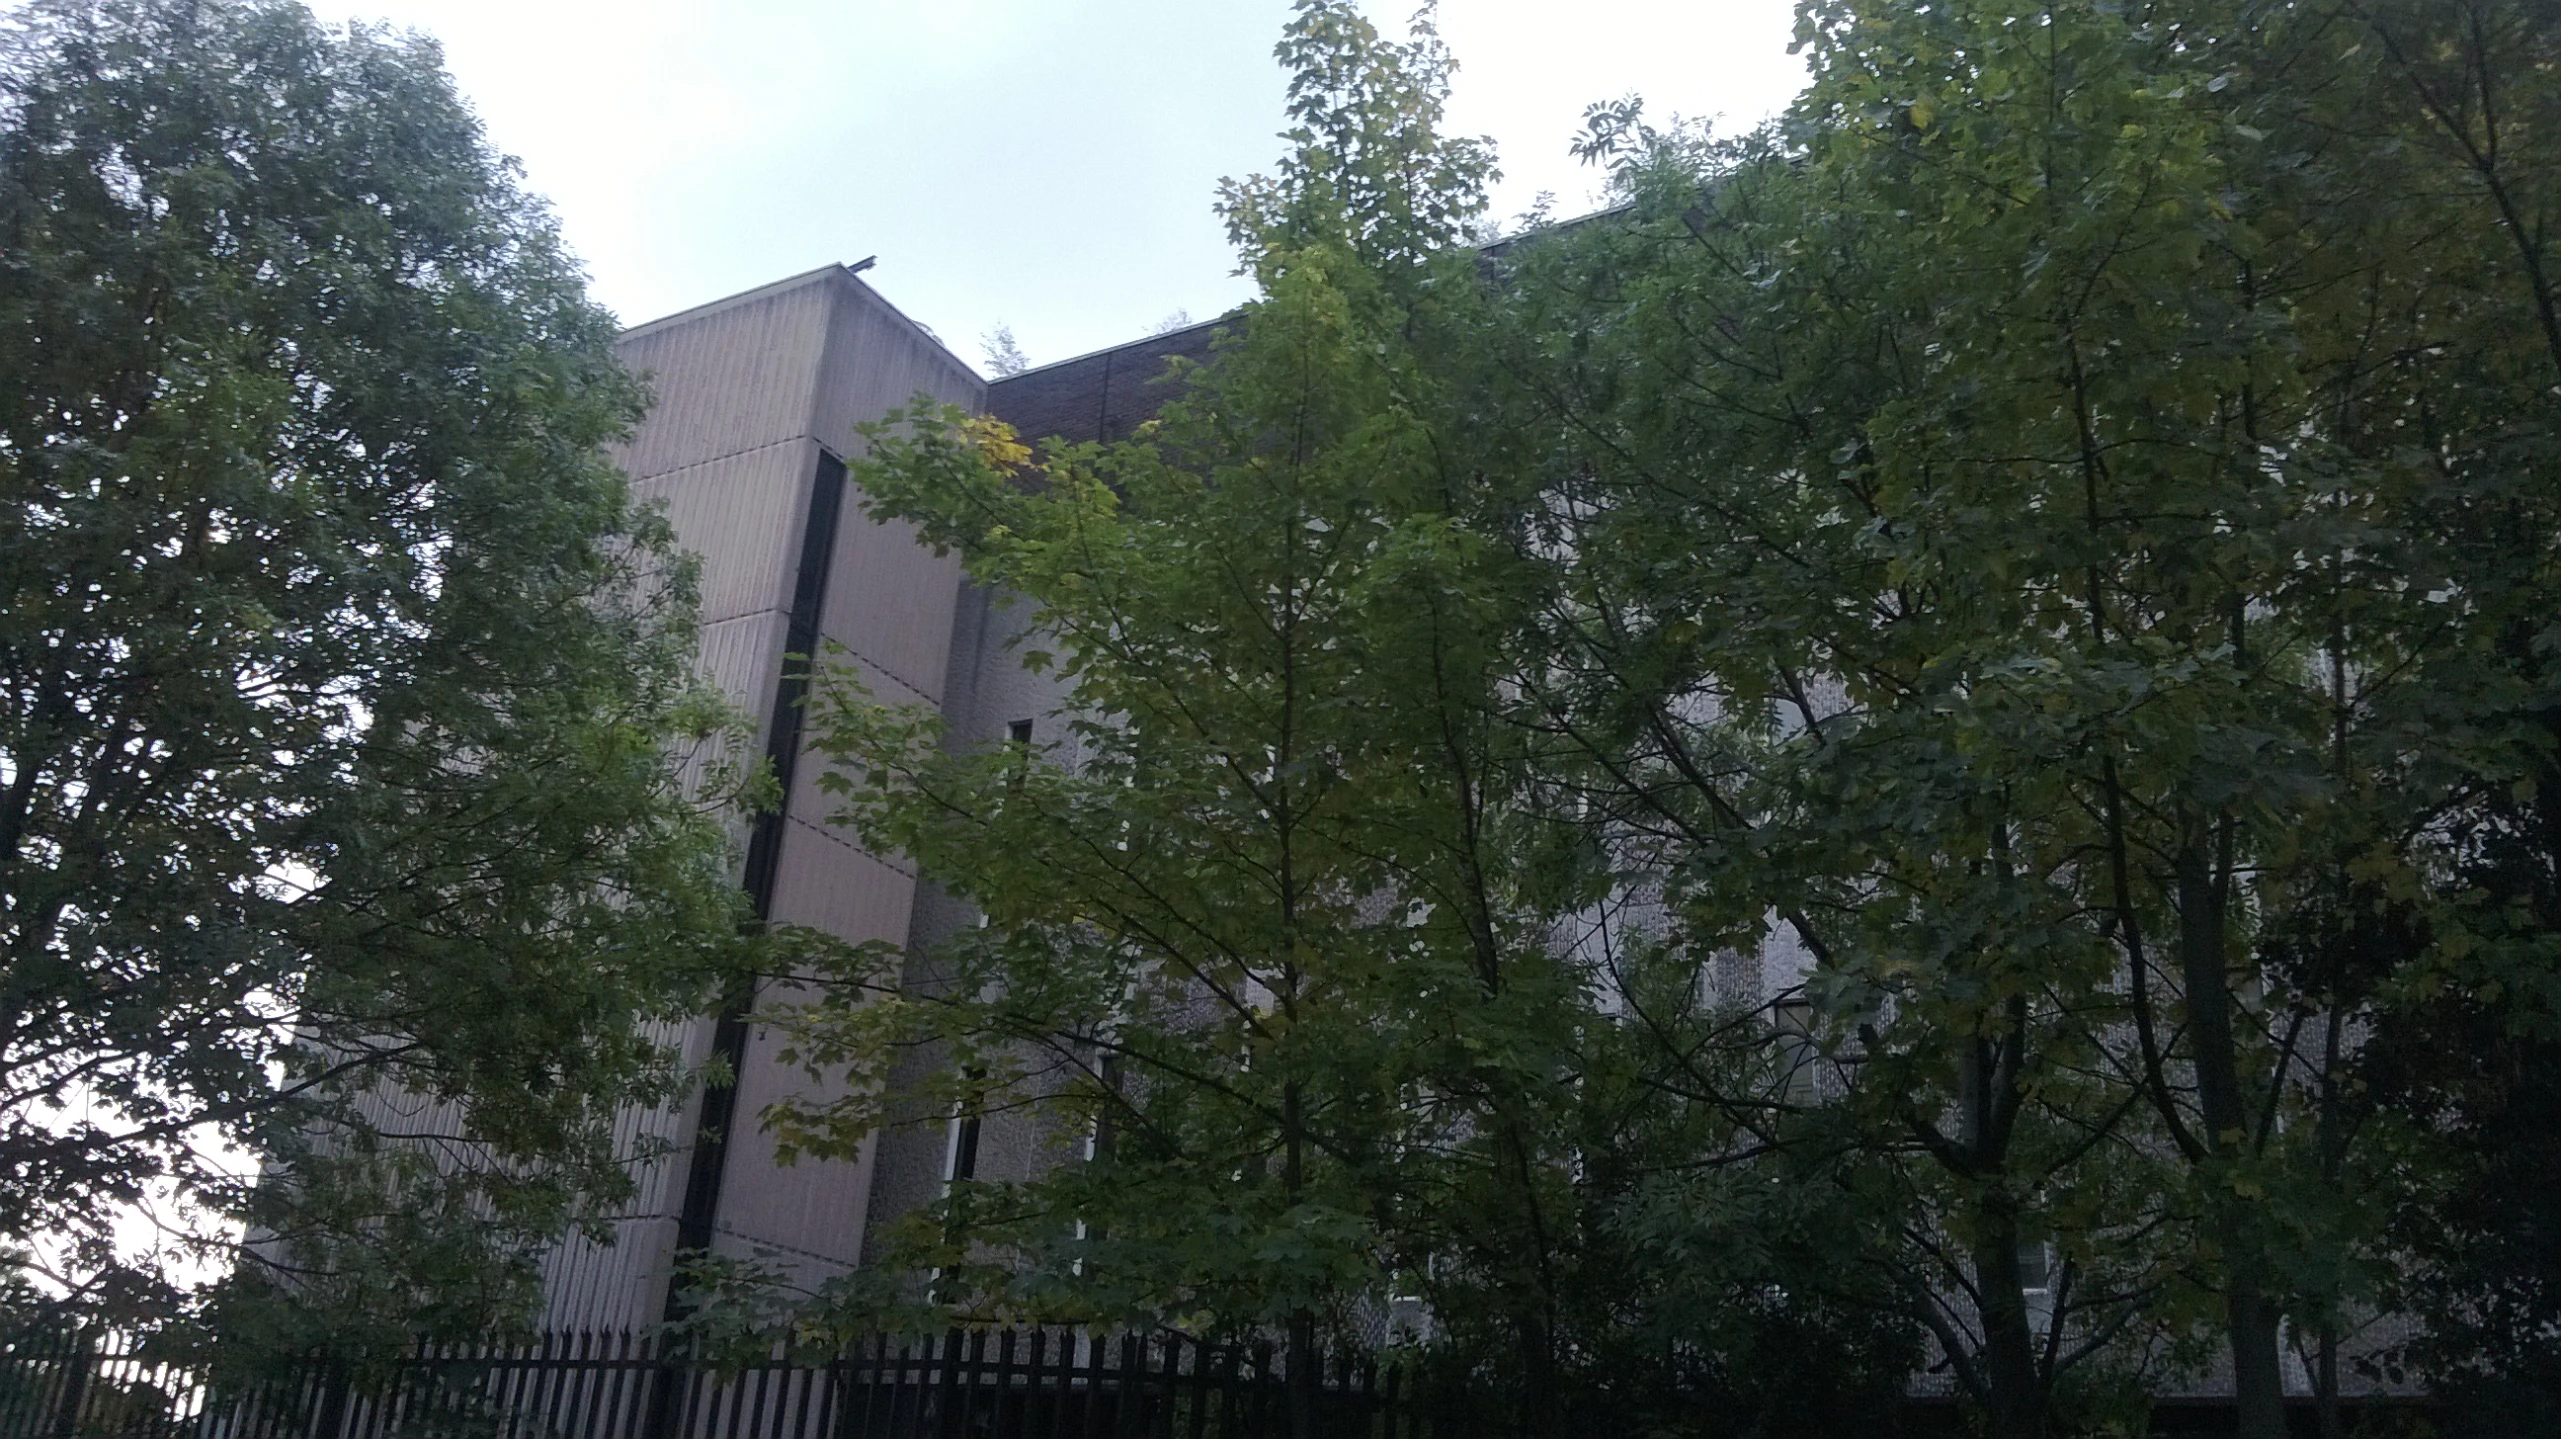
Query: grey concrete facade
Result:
<box><xmin>544</xmin><ymin>264</ymin><xmax>980</xmax><ymax>1326</ymax></box>
<box><xmin>541</xmin><ymin>266</ymin><xmax>1211</xmax><ymax>1328</ymax></box>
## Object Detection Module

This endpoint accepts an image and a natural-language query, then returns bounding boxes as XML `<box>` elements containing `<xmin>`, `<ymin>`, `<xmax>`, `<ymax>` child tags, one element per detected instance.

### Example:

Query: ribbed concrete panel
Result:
<box><xmin>859</xmin><ymin>571</ymin><xmax>1082</xmax><ymax>1260</ymax></box>
<box><xmin>534</xmin><ymin>263</ymin><xmax>1008</xmax><ymax>1324</ymax></box>
<box><xmin>676</xmin><ymin>613</ymin><xmax>790</xmax><ymax>815</ymax></box>
<box><xmin>930</xmin><ymin>585</ymin><xmax>995</xmax><ymax>756</ymax></box>
<box><xmin>701</xmin><ymin>807</ymin><xmax>917</xmax><ymax>1280</ymax></box>
<box><xmin>539</xmin><ymin>1224</ymin><xmax>662</xmax><ymax>1329</ymax></box>
<box><xmin>947</xmin><ymin>590</ymin><xmax>1072</xmax><ymax>756</ymax></box>
<box><xmin>532</xmin><ymin>1012</ymin><xmax>713</xmax><ymax>1328</ymax></box>
<box><xmin>712</xmin><ymin>998</ymin><xmax>877</xmax><ymax>1272</ymax></box>
<box><xmin>667</xmin><ymin>724</ymin><xmax>756</xmax><ymax>848</ymax></box>
<box><xmin>809</xmin><ymin>273</ymin><xmax>984</xmax><ymax>458</ymax></box>
<box><xmin>816</xmin><ymin>505</ymin><xmax>964</xmax><ymax>708</ymax></box>
<box><xmin>782</xmin><ymin>653</ymin><xmax>939</xmax><ymax>838</ymax></box>
<box><xmin>693</xmin><ymin>611</ymin><xmax>790</xmax><ymax>719</ymax></box>
<box><xmin>801</xmin><ymin>272</ymin><xmax>976</xmax><ymax>712</ymax></box>
<box><xmin>633</xmin><ymin>442</ymin><xmax>814</xmax><ymax>628</ymax></box>
<box><xmin>765</xmin><ymin>815</ymin><xmax>917</xmax><ymax>942</ymax></box>
<box><xmin>613</xmin><ymin>276</ymin><xmax>831</xmax><ymax>482</ymax></box>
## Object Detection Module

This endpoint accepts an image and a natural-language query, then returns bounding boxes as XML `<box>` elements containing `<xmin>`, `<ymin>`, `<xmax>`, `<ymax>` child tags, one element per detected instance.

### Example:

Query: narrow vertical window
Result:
<box><xmin>942</xmin><ymin>1102</ymin><xmax>982</xmax><ymax>1187</ymax></box>
<box><xmin>1007</xmin><ymin>719</ymin><xmax>1034</xmax><ymax>791</ymax></box>
<box><xmin>1084</xmin><ymin>1054</ymin><xmax>1122</xmax><ymax>1164</ymax></box>
<box><xmin>2018</xmin><ymin>1241</ymin><xmax>2053</xmax><ymax>1296</ymax></box>
<box><xmin>1774</xmin><ymin>996</ymin><xmax>1820</xmax><ymax>1104</ymax></box>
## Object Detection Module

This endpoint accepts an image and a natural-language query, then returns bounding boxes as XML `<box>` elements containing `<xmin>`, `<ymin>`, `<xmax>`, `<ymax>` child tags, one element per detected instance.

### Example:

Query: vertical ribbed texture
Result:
<box><xmin>535</xmin><ymin>266</ymin><xmax>983</xmax><ymax>1330</ymax></box>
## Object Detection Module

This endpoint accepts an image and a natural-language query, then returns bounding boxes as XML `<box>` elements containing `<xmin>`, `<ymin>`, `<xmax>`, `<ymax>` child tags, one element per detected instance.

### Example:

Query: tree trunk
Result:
<box><xmin>1959</xmin><ymin>1029</ymin><xmax>2045</xmax><ymax>1439</ymax></box>
<box><xmin>1971</xmin><ymin>1213</ymin><xmax>2046</xmax><ymax>1439</ymax></box>
<box><xmin>2317</xmin><ymin>1327</ymin><xmax>2342</xmax><ymax>1439</ymax></box>
<box><xmin>2316</xmin><ymin>1013</ymin><xmax>2346</xmax><ymax>1439</ymax></box>
<box><xmin>1514</xmin><ymin>1313</ymin><xmax>1563</xmax><ymax>1439</ymax></box>
<box><xmin>1281</xmin><ymin>1073</ymin><xmax>1315</xmax><ymax>1439</ymax></box>
<box><xmin>2222</xmin><ymin>1267</ymin><xmax>2289</xmax><ymax>1439</ymax></box>
<box><xmin>1287</xmin><ymin>1309</ymin><xmax>1318</xmax><ymax>1439</ymax></box>
<box><xmin>2177</xmin><ymin>842</ymin><xmax>2287</xmax><ymax>1439</ymax></box>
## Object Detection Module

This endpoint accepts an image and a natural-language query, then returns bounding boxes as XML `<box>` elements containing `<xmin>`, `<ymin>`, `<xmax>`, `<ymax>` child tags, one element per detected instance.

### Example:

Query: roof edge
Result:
<box><xmin>618</xmin><ymin>264</ymin><xmax>977</xmax><ymax>384</ymax></box>
<box><xmin>989</xmin><ymin>313</ymin><xmax>1232</xmax><ymax>386</ymax></box>
<box><xmin>616</xmin><ymin>264</ymin><xmax>848</xmax><ymax>342</ymax></box>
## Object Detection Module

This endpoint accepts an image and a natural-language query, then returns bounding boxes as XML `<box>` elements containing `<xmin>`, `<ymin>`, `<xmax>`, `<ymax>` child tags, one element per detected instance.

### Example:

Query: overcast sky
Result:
<box><xmin>298</xmin><ymin>0</ymin><xmax>1811</xmax><ymax>374</ymax></box>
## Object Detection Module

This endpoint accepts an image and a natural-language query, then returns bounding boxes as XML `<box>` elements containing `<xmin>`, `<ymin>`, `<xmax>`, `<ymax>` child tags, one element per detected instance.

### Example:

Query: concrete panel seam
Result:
<box><xmin>706</xmin><ymin>1225</ymin><xmax>861</xmax><ymax>1270</ymax></box>
<box><xmin>823</xmin><ymin>638</ymin><xmax>938</xmax><ymax>708</ymax></box>
<box><xmin>697</xmin><ymin>601</ymin><xmax>793</xmax><ymax>630</ymax></box>
<box><xmin>783</xmin><ymin>813</ymin><xmax>918</xmax><ymax>881</ymax></box>
<box><xmin>623</xmin><ymin>435</ymin><xmax>818</xmax><ymax>487</ymax></box>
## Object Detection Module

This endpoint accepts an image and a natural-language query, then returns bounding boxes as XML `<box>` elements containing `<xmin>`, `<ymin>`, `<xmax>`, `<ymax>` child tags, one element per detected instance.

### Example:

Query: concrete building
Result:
<box><xmin>539</xmin><ymin>264</ymin><xmax>1214</xmax><ymax>1328</ymax></box>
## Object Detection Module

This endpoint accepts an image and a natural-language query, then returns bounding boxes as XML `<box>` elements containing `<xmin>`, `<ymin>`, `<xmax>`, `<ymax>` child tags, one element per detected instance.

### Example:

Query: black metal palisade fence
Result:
<box><xmin>0</xmin><ymin>1328</ymin><xmax>1425</xmax><ymax>1439</ymax></box>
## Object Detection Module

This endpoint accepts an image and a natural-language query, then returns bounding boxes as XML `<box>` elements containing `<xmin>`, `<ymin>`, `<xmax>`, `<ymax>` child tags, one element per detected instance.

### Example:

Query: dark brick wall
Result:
<box><xmin>985</xmin><ymin>318</ymin><xmax>1221</xmax><ymax>449</ymax></box>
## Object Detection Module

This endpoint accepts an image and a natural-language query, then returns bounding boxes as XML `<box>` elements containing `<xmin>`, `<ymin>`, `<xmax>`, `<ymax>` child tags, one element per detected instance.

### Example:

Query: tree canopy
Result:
<box><xmin>0</xmin><ymin>0</ymin><xmax>752</xmax><ymax>1340</ymax></box>
<box><xmin>1502</xmin><ymin>3</ymin><xmax>2561</xmax><ymax>1434</ymax></box>
<box><xmin>793</xmin><ymin>1</ymin><xmax>2561</xmax><ymax>1435</ymax></box>
<box><xmin>50</xmin><ymin>0</ymin><xmax>2561</xmax><ymax>1427</ymax></box>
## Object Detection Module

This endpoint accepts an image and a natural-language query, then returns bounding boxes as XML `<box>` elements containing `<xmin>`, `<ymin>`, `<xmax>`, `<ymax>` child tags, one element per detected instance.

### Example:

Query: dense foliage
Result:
<box><xmin>790</xmin><ymin>7</ymin><xmax>1598</xmax><ymax>1424</ymax></box>
<box><xmin>1498</xmin><ymin>5</ymin><xmax>2561</xmax><ymax>1436</ymax></box>
<box><xmin>0</xmin><ymin>0</ymin><xmax>751</xmax><ymax>1341</ymax></box>
<box><xmin>755</xmin><ymin>2</ymin><xmax>2560</xmax><ymax>1437</ymax></box>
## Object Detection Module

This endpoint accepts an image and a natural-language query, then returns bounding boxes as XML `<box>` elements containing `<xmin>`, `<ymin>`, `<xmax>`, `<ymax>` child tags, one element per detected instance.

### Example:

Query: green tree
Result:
<box><xmin>781</xmin><ymin>14</ymin><xmax>1926</xmax><ymax>1435</ymax></box>
<box><xmin>1481</xmin><ymin>133</ymin><xmax>2185</xmax><ymax>1437</ymax></box>
<box><xmin>768</xmin><ymin>4</ymin><xmax>2561</xmax><ymax>1436</ymax></box>
<box><xmin>777</xmin><ymin>6</ymin><xmax>1631</xmax><ymax>1434</ymax></box>
<box><xmin>0</xmin><ymin>0</ymin><xmax>751</xmax><ymax>1340</ymax></box>
<box><xmin>1497</xmin><ymin>2</ymin><xmax>2561</xmax><ymax>1436</ymax></box>
<box><xmin>2300</xmin><ymin>3</ymin><xmax>2561</xmax><ymax>1432</ymax></box>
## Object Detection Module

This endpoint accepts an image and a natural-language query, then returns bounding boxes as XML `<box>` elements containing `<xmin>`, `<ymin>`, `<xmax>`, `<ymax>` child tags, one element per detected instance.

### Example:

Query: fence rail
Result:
<box><xmin>0</xmin><ymin>1328</ymin><xmax>1422</xmax><ymax>1439</ymax></box>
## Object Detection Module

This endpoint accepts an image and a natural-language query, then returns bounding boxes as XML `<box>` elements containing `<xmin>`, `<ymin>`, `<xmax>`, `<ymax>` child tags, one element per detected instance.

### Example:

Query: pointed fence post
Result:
<box><xmin>314</xmin><ymin>1358</ymin><xmax>351</xmax><ymax>1439</ymax></box>
<box><xmin>640</xmin><ymin>1327</ymin><xmax>690</xmax><ymax>1439</ymax></box>
<box><xmin>47</xmin><ymin>1330</ymin><xmax>92</xmax><ymax>1439</ymax></box>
